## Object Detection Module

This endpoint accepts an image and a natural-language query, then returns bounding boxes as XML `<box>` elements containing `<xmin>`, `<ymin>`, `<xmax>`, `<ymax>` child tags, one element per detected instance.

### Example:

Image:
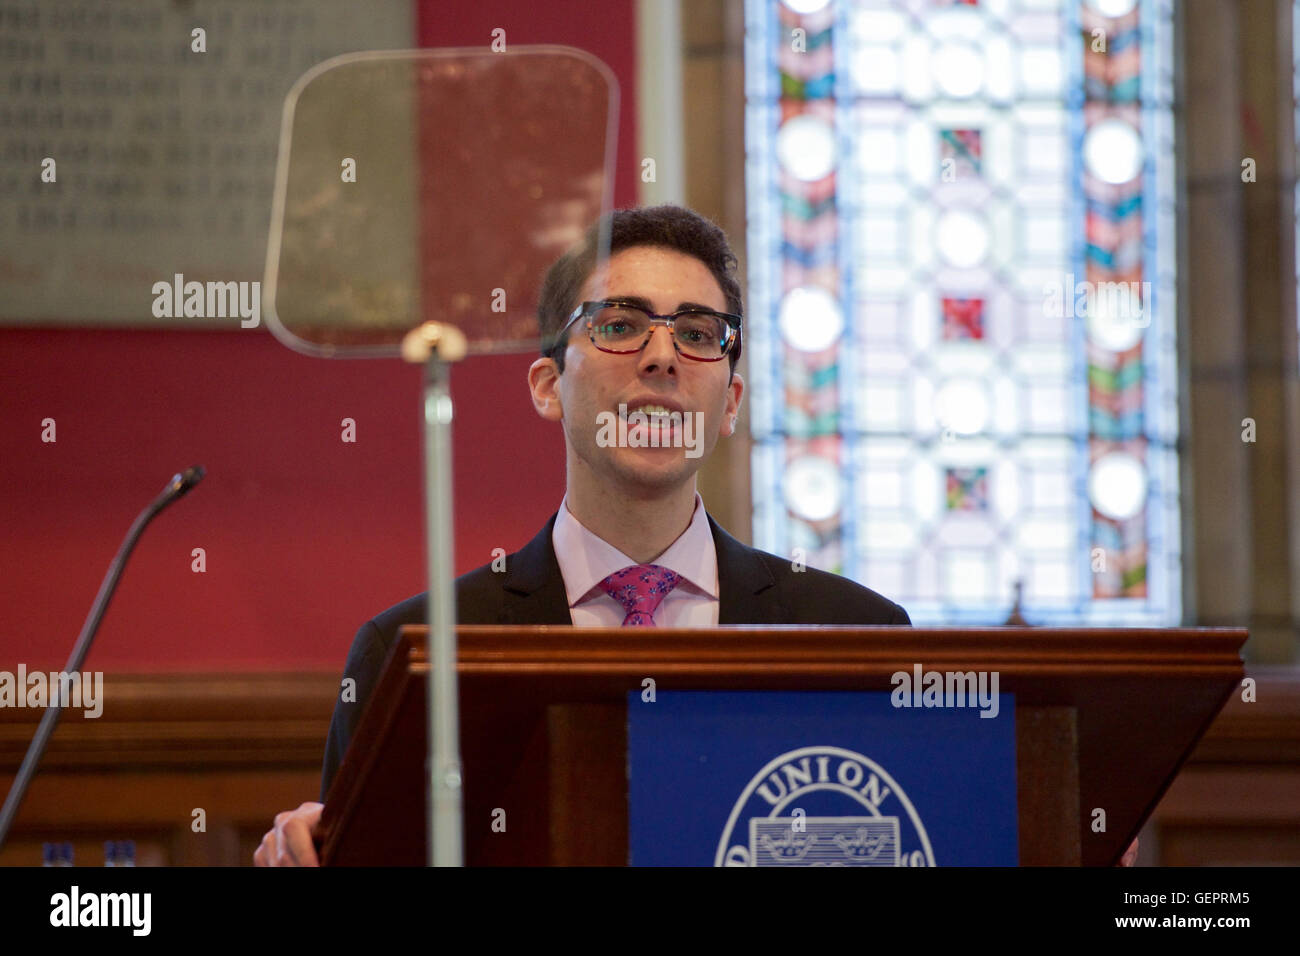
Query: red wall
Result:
<box><xmin>0</xmin><ymin>1</ymin><xmax>637</xmax><ymax>671</ymax></box>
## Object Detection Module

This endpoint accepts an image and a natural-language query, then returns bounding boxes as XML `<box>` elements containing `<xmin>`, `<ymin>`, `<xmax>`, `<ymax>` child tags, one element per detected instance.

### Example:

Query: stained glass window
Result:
<box><xmin>745</xmin><ymin>0</ymin><xmax>1179</xmax><ymax>624</ymax></box>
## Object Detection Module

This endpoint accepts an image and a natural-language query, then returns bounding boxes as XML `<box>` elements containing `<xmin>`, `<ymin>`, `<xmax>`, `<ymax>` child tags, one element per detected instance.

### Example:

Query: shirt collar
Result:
<box><xmin>552</xmin><ymin>492</ymin><xmax>719</xmax><ymax>608</ymax></box>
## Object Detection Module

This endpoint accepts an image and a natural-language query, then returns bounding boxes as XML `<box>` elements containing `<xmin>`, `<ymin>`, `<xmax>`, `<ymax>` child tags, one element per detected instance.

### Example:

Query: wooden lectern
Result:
<box><xmin>317</xmin><ymin>625</ymin><xmax>1246</xmax><ymax>866</ymax></box>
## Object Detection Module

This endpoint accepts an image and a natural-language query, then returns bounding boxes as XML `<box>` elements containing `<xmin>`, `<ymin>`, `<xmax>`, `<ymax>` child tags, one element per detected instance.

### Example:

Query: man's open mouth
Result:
<box><xmin>618</xmin><ymin>402</ymin><xmax>685</xmax><ymax>423</ymax></box>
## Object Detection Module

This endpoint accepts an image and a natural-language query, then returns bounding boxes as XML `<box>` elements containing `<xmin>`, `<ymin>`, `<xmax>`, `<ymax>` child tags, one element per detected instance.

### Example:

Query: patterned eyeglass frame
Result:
<box><xmin>558</xmin><ymin>298</ymin><xmax>743</xmax><ymax>362</ymax></box>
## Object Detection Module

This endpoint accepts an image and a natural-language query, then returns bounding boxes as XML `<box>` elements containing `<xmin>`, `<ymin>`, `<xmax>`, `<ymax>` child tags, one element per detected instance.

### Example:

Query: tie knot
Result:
<box><xmin>598</xmin><ymin>563</ymin><xmax>681</xmax><ymax>627</ymax></box>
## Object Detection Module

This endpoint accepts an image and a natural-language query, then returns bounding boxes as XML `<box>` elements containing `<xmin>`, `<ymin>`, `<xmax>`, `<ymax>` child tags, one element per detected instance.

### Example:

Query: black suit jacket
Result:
<box><xmin>319</xmin><ymin>512</ymin><xmax>909</xmax><ymax>800</ymax></box>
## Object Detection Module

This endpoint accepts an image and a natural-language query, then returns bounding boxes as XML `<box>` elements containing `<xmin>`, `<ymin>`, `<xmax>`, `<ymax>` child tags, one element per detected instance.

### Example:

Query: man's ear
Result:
<box><xmin>528</xmin><ymin>356</ymin><xmax>564</xmax><ymax>422</ymax></box>
<box><xmin>722</xmin><ymin>371</ymin><xmax>745</xmax><ymax>436</ymax></box>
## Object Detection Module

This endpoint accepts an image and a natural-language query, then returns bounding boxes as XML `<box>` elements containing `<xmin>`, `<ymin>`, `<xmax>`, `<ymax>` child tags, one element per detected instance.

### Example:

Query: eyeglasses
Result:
<box><xmin>559</xmin><ymin>299</ymin><xmax>742</xmax><ymax>362</ymax></box>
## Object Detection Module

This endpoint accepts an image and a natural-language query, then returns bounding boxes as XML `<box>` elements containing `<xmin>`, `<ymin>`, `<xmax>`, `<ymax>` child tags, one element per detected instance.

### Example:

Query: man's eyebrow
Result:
<box><xmin>603</xmin><ymin>295</ymin><xmax>721</xmax><ymax>313</ymax></box>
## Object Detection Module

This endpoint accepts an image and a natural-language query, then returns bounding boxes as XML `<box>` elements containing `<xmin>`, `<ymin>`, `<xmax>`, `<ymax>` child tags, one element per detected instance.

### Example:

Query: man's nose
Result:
<box><xmin>638</xmin><ymin>325</ymin><xmax>678</xmax><ymax>373</ymax></box>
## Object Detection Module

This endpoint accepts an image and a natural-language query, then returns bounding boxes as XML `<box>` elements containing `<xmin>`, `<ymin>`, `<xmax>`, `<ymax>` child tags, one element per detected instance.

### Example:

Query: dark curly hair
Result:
<box><xmin>537</xmin><ymin>204</ymin><xmax>743</xmax><ymax>377</ymax></box>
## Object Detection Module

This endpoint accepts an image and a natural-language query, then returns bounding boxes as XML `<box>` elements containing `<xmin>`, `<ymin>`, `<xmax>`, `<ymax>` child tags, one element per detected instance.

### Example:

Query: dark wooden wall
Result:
<box><xmin>2</xmin><ymin>671</ymin><xmax>1295</xmax><ymax>866</ymax></box>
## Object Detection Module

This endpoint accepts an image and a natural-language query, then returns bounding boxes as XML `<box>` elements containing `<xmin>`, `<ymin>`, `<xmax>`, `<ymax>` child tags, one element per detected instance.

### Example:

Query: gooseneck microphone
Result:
<box><xmin>0</xmin><ymin>467</ymin><xmax>206</xmax><ymax>850</ymax></box>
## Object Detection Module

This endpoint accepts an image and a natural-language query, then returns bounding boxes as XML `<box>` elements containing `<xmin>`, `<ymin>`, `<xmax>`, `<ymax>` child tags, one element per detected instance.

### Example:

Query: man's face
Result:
<box><xmin>528</xmin><ymin>245</ymin><xmax>745</xmax><ymax>498</ymax></box>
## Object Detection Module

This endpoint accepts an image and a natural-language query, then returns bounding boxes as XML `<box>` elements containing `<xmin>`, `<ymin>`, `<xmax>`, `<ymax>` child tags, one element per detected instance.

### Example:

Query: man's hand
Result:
<box><xmin>254</xmin><ymin>801</ymin><xmax>324</xmax><ymax>867</ymax></box>
<box><xmin>1118</xmin><ymin>838</ymin><xmax>1139</xmax><ymax>867</ymax></box>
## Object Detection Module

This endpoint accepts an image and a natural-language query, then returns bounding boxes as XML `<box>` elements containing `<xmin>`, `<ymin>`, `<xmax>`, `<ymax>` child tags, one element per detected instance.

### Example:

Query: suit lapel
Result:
<box><xmin>499</xmin><ymin>512</ymin><xmax>574</xmax><ymax>625</ymax></box>
<box><xmin>709</xmin><ymin>515</ymin><xmax>784</xmax><ymax>624</ymax></box>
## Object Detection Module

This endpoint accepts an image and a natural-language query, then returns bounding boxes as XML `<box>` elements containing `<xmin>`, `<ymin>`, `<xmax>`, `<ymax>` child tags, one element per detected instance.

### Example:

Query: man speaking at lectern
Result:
<box><xmin>254</xmin><ymin>205</ymin><xmax>909</xmax><ymax>867</ymax></box>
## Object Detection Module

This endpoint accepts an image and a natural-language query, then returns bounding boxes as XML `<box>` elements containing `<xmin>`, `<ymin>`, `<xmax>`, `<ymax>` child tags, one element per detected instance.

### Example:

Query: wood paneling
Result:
<box><xmin>1145</xmin><ymin>668</ymin><xmax>1300</xmax><ymax>865</ymax></box>
<box><xmin>2</xmin><ymin>662</ymin><xmax>1294</xmax><ymax>866</ymax></box>
<box><xmin>0</xmin><ymin>673</ymin><xmax>335</xmax><ymax>867</ymax></box>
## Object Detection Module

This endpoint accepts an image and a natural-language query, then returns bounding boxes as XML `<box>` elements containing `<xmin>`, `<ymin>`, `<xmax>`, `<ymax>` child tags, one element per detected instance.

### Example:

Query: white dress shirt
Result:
<box><xmin>551</xmin><ymin>492</ymin><xmax>720</xmax><ymax>626</ymax></box>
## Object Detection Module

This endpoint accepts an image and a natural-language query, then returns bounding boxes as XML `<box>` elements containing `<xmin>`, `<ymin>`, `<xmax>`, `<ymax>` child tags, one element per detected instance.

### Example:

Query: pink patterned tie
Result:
<box><xmin>598</xmin><ymin>564</ymin><xmax>681</xmax><ymax>627</ymax></box>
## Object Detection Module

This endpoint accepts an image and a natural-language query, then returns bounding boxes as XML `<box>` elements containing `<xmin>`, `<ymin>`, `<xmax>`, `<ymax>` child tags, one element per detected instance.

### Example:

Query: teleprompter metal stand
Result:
<box><xmin>401</xmin><ymin>321</ymin><xmax>469</xmax><ymax>867</ymax></box>
<box><xmin>262</xmin><ymin>46</ymin><xmax>616</xmax><ymax>866</ymax></box>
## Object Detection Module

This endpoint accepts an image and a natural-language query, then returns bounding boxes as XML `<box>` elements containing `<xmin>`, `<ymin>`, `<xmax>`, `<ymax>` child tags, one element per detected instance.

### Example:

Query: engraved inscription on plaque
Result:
<box><xmin>0</xmin><ymin>0</ymin><xmax>412</xmax><ymax>324</ymax></box>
